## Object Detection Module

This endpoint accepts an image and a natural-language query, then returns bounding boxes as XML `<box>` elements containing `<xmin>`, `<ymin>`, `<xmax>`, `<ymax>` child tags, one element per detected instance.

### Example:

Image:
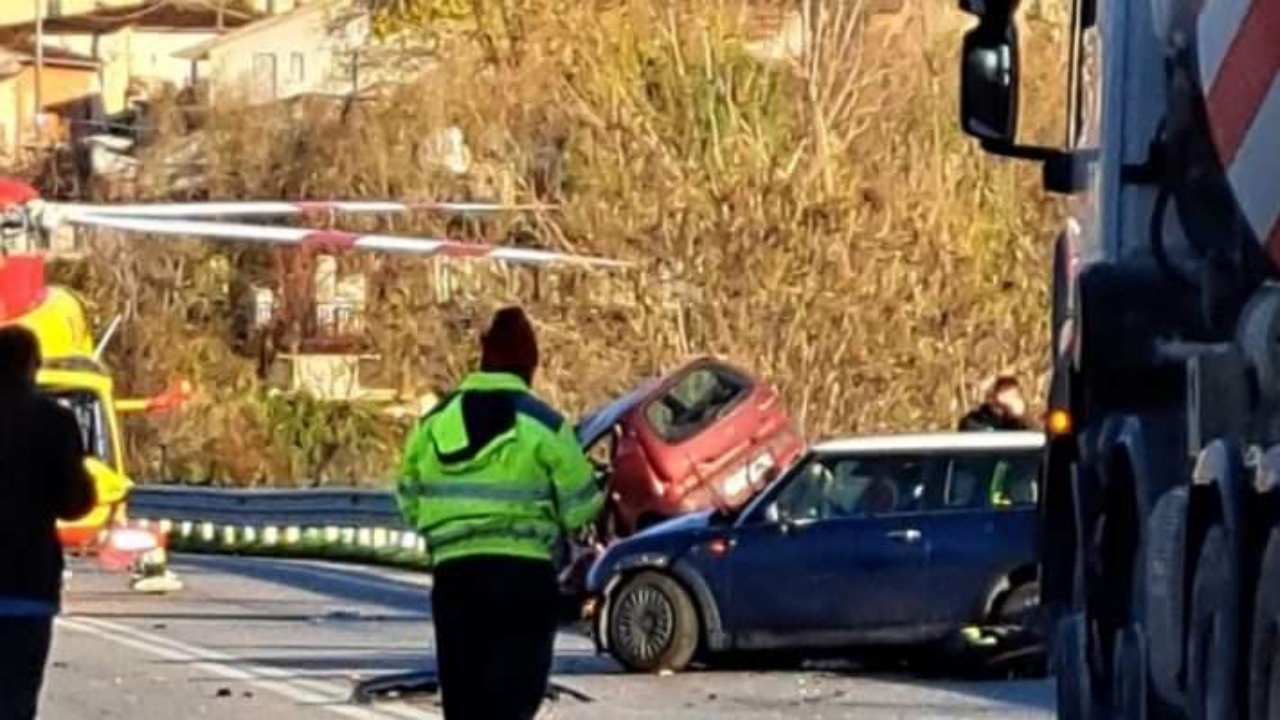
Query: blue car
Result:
<box><xmin>583</xmin><ymin>431</ymin><xmax>1044</xmax><ymax>673</ymax></box>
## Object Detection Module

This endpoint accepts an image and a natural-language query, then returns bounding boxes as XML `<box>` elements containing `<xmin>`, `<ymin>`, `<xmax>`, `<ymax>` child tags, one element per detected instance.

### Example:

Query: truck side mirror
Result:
<box><xmin>958</xmin><ymin>0</ymin><xmax>1020</xmax><ymax>18</ymax></box>
<box><xmin>960</xmin><ymin>20</ymin><xmax>1021</xmax><ymax>145</ymax></box>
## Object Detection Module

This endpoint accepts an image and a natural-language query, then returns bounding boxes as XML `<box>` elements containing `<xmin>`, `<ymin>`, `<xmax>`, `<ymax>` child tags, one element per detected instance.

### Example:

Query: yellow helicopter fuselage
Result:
<box><xmin>5</xmin><ymin>283</ymin><xmax>134</xmax><ymax>547</ymax></box>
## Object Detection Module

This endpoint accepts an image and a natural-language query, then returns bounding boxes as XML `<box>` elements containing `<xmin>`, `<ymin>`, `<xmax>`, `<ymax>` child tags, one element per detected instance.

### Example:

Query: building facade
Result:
<box><xmin>178</xmin><ymin>0</ymin><xmax>364</xmax><ymax>104</ymax></box>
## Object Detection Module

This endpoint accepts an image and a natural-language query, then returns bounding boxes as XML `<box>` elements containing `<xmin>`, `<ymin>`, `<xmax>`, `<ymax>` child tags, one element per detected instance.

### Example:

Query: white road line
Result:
<box><xmin>59</xmin><ymin>616</ymin><xmax>439</xmax><ymax>720</ymax></box>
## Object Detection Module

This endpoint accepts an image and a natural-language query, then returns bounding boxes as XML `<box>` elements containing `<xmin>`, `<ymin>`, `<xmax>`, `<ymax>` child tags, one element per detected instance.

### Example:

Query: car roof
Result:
<box><xmin>809</xmin><ymin>431</ymin><xmax>1045</xmax><ymax>455</ymax></box>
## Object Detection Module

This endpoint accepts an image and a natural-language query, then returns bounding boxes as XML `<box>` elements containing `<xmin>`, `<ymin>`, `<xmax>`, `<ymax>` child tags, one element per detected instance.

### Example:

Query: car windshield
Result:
<box><xmin>44</xmin><ymin>388</ymin><xmax>114</xmax><ymax>467</ymax></box>
<box><xmin>771</xmin><ymin>453</ymin><xmax>926</xmax><ymax>522</ymax></box>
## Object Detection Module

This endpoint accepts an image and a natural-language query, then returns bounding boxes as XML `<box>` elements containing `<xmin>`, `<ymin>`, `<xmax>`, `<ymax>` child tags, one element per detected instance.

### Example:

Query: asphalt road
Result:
<box><xmin>45</xmin><ymin>555</ymin><xmax>1055</xmax><ymax>719</ymax></box>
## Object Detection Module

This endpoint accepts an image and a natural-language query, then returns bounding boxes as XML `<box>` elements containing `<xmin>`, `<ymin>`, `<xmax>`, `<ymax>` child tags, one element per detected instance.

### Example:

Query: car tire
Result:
<box><xmin>607</xmin><ymin>571</ymin><xmax>700</xmax><ymax>673</ymax></box>
<box><xmin>1186</xmin><ymin>525</ymin><xmax>1241</xmax><ymax>720</ymax></box>
<box><xmin>996</xmin><ymin>581</ymin><xmax>1040</xmax><ymax>627</ymax></box>
<box><xmin>989</xmin><ymin>581</ymin><xmax>1049</xmax><ymax>679</ymax></box>
<box><xmin>1248</xmin><ymin>527</ymin><xmax>1280</xmax><ymax>720</ymax></box>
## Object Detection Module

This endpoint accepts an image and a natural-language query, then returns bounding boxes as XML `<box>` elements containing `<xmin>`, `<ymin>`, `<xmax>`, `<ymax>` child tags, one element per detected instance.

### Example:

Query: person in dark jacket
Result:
<box><xmin>959</xmin><ymin>375</ymin><xmax>1033</xmax><ymax>431</ymax></box>
<box><xmin>0</xmin><ymin>326</ymin><xmax>96</xmax><ymax>720</ymax></box>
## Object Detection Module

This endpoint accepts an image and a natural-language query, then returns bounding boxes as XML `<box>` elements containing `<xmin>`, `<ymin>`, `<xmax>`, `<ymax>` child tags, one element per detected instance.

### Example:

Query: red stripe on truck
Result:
<box><xmin>1268</xmin><ymin>217</ymin><xmax>1280</xmax><ymax>268</ymax></box>
<box><xmin>1207</xmin><ymin>0</ymin><xmax>1280</xmax><ymax>165</ymax></box>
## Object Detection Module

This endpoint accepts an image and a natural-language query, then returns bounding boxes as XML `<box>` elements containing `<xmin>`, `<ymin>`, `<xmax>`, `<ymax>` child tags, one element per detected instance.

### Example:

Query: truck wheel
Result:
<box><xmin>1145</xmin><ymin>487</ymin><xmax>1189</xmax><ymax>711</ymax></box>
<box><xmin>1056</xmin><ymin>613</ymin><xmax>1097</xmax><ymax>720</ymax></box>
<box><xmin>607</xmin><ymin>571</ymin><xmax>700</xmax><ymax>673</ymax></box>
<box><xmin>1248</xmin><ymin>527</ymin><xmax>1280</xmax><ymax>720</ymax></box>
<box><xmin>1187</xmin><ymin>525</ymin><xmax>1241</xmax><ymax>720</ymax></box>
<box><xmin>1112</xmin><ymin>625</ymin><xmax>1148</xmax><ymax>720</ymax></box>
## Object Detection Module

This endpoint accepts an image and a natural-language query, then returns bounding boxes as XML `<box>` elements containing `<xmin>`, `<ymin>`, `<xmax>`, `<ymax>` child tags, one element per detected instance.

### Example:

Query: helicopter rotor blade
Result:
<box><xmin>56</xmin><ymin>200</ymin><xmax>554</xmax><ymax>218</ymax></box>
<box><xmin>61</xmin><ymin>213</ymin><xmax>628</xmax><ymax>269</ymax></box>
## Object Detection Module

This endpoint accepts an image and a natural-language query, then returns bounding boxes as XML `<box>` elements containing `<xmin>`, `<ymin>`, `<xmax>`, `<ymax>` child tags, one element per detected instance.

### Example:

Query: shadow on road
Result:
<box><xmin>176</xmin><ymin>555</ymin><xmax>433</xmax><ymax>616</ymax></box>
<box><xmin>157</xmin><ymin>556</ymin><xmax>1053</xmax><ymax>713</ymax></box>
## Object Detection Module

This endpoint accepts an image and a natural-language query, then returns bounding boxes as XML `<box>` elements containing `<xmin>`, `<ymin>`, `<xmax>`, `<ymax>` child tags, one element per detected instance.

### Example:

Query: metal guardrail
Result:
<box><xmin>128</xmin><ymin>486</ymin><xmax>407</xmax><ymax>529</ymax></box>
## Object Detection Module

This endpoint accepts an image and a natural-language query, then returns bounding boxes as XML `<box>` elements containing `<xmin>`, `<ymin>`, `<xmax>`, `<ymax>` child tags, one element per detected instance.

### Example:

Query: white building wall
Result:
<box><xmin>205</xmin><ymin>5</ymin><xmax>359</xmax><ymax>103</ymax></box>
<box><xmin>43</xmin><ymin>29</ymin><xmax>219</xmax><ymax>108</ymax></box>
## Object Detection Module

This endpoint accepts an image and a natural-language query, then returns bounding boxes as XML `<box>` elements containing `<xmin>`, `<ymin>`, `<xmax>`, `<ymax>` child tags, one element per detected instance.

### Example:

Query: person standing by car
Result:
<box><xmin>397</xmin><ymin>306</ymin><xmax>604</xmax><ymax>720</ymax></box>
<box><xmin>0</xmin><ymin>326</ymin><xmax>96</xmax><ymax>720</ymax></box>
<box><xmin>959</xmin><ymin>375</ymin><xmax>1033</xmax><ymax>431</ymax></box>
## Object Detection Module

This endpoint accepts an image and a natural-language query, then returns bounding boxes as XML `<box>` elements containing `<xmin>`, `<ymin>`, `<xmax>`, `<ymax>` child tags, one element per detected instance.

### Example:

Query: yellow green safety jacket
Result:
<box><xmin>397</xmin><ymin>372</ymin><xmax>603</xmax><ymax>567</ymax></box>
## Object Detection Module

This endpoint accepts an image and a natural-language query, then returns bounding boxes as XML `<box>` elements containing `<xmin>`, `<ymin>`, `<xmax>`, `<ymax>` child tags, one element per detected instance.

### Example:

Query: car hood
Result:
<box><xmin>629</xmin><ymin>509</ymin><xmax>716</xmax><ymax>539</ymax></box>
<box><xmin>574</xmin><ymin>376</ymin><xmax>661</xmax><ymax>447</ymax></box>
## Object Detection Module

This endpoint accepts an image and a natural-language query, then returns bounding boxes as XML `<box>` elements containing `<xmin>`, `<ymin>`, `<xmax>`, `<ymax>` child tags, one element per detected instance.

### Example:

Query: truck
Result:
<box><xmin>956</xmin><ymin>0</ymin><xmax>1279</xmax><ymax>717</ymax></box>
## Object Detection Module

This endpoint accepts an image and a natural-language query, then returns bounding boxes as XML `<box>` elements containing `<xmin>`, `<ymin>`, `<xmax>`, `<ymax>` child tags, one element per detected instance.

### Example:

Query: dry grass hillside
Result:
<box><xmin>52</xmin><ymin>0</ymin><xmax>1071</xmax><ymax>485</ymax></box>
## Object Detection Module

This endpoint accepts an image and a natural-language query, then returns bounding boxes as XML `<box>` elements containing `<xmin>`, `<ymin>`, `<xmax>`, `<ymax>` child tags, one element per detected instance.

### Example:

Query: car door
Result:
<box><xmin>719</xmin><ymin>452</ymin><xmax>940</xmax><ymax>649</ymax></box>
<box><xmin>921</xmin><ymin>449</ymin><xmax>1042</xmax><ymax>627</ymax></box>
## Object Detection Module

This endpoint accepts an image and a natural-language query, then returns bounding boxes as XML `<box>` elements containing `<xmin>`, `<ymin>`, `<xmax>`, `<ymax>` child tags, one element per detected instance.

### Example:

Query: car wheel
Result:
<box><xmin>1186</xmin><ymin>525</ymin><xmax>1241</xmax><ymax>720</ymax></box>
<box><xmin>1248</xmin><ymin>527</ymin><xmax>1280</xmax><ymax>720</ymax></box>
<box><xmin>607</xmin><ymin>571</ymin><xmax>700</xmax><ymax>673</ymax></box>
<box><xmin>997</xmin><ymin>581</ymin><xmax>1040</xmax><ymax>627</ymax></box>
<box><xmin>982</xmin><ymin>581</ymin><xmax>1048</xmax><ymax>679</ymax></box>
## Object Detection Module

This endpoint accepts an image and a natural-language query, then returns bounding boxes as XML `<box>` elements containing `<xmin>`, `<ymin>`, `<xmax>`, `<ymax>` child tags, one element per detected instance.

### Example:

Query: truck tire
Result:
<box><xmin>607</xmin><ymin>571</ymin><xmax>700</xmax><ymax>673</ymax></box>
<box><xmin>1248</xmin><ymin>527</ymin><xmax>1280</xmax><ymax>720</ymax></box>
<box><xmin>1186</xmin><ymin>525</ymin><xmax>1241</xmax><ymax>720</ymax></box>
<box><xmin>1113</xmin><ymin>625</ymin><xmax>1148</xmax><ymax>720</ymax></box>
<box><xmin>1057</xmin><ymin>613</ymin><xmax>1096</xmax><ymax>720</ymax></box>
<box><xmin>1145</xmin><ymin>487</ymin><xmax>1189</xmax><ymax>711</ymax></box>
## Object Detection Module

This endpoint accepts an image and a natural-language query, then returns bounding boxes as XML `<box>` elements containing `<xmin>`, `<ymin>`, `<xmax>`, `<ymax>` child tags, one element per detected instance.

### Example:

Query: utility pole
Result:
<box><xmin>34</xmin><ymin>0</ymin><xmax>44</xmax><ymax>145</ymax></box>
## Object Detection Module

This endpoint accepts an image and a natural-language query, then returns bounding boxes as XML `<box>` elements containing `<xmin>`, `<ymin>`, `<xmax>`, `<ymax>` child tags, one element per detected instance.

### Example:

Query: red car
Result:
<box><xmin>575</xmin><ymin>357</ymin><xmax>805</xmax><ymax>540</ymax></box>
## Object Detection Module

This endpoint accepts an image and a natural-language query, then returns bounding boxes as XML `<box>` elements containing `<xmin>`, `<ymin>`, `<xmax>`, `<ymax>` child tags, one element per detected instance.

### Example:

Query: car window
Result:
<box><xmin>993</xmin><ymin>454</ymin><xmax>1040</xmax><ymax>507</ymax></box>
<box><xmin>644</xmin><ymin>365</ymin><xmax>749</xmax><ymax>443</ymax></box>
<box><xmin>584</xmin><ymin>425</ymin><xmax>616</xmax><ymax>467</ymax></box>
<box><xmin>773</xmin><ymin>454</ymin><xmax>927</xmax><ymax>522</ymax></box>
<box><xmin>942</xmin><ymin>452</ymin><xmax>1040</xmax><ymax>510</ymax></box>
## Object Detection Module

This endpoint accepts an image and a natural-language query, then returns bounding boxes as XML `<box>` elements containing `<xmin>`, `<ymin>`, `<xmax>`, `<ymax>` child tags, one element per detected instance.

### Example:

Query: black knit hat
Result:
<box><xmin>480</xmin><ymin>306</ymin><xmax>539</xmax><ymax>384</ymax></box>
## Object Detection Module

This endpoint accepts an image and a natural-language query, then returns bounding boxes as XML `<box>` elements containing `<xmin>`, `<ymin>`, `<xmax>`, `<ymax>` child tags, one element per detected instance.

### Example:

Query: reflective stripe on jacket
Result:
<box><xmin>397</xmin><ymin>372</ymin><xmax>603</xmax><ymax>567</ymax></box>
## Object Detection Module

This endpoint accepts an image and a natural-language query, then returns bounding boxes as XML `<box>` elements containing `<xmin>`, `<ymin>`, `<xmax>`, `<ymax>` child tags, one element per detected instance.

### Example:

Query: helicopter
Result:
<box><xmin>0</xmin><ymin>176</ymin><xmax>626</xmax><ymax>594</ymax></box>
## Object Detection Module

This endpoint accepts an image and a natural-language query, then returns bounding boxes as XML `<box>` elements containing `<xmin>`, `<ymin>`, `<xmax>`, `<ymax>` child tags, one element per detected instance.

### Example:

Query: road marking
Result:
<box><xmin>59</xmin><ymin>616</ymin><xmax>438</xmax><ymax>720</ymax></box>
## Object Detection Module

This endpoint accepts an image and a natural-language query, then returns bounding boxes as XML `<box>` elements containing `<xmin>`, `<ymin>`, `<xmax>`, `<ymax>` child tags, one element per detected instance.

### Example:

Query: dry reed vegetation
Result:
<box><xmin>64</xmin><ymin>0</ymin><xmax>1070</xmax><ymax>484</ymax></box>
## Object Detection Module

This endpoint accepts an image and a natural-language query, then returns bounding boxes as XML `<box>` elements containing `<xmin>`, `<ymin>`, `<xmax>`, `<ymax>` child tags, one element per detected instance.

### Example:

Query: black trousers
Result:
<box><xmin>431</xmin><ymin>556</ymin><xmax>558</xmax><ymax>720</ymax></box>
<box><xmin>0</xmin><ymin>617</ymin><xmax>53</xmax><ymax>720</ymax></box>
